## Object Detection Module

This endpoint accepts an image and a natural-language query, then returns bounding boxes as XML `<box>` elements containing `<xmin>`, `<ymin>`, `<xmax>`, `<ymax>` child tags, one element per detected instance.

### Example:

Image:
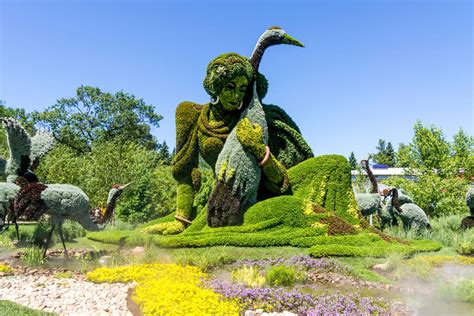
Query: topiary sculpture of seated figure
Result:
<box><xmin>149</xmin><ymin>29</ymin><xmax>358</xmax><ymax>235</ymax></box>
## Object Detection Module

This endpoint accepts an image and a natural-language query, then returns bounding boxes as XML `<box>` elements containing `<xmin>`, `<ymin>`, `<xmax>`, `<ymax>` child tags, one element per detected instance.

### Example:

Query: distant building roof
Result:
<box><xmin>351</xmin><ymin>167</ymin><xmax>409</xmax><ymax>176</ymax></box>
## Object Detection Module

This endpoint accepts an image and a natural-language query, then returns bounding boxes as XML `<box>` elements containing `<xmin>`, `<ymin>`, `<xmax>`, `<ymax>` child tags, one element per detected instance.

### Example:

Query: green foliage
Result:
<box><xmin>373</xmin><ymin>139</ymin><xmax>396</xmax><ymax>166</ymax></box>
<box><xmin>384</xmin><ymin>214</ymin><xmax>474</xmax><ymax>255</ymax></box>
<box><xmin>396</xmin><ymin>121</ymin><xmax>473</xmax><ymax>178</ymax></box>
<box><xmin>288</xmin><ymin>155</ymin><xmax>359</xmax><ymax>224</ymax></box>
<box><xmin>31</xmin><ymin>86</ymin><xmax>162</xmax><ymax>153</ymax></box>
<box><xmin>437</xmin><ymin>279</ymin><xmax>474</xmax><ymax>303</ymax></box>
<box><xmin>348</xmin><ymin>152</ymin><xmax>357</xmax><ymax>170</ymax></box>
<box><xmin>0</xmin><ymin>300</ymin><xmax>54</xmax><ymax>316</ymax></box>
<box><xmin>383</xmin><ymin>174</ymin><xmax>468</xmax><ymax>217</ymax></box>
<box><xmin>395</xmin><ymin>143</ymin><xmax>412</xmax><ymax>168</ymax></box>
<box><xmin>265</xmin><ymin>265</ymin><xmax>297</xmax><ymax>287</ymax></box>
<box><xmin>36</xmin><ymin>142</ymin><xmax>176</xmax><ymax>223</ymax></box>
<box><xmin>157</xmin><ymin>141</ymin><xmax>172</xmax><ymax>166</ymax></box>
<box><xmin>21</xmin><ymin>246</ymin><xmax>46</xmax><ymax>266</ymax></box>
<box><xmin>308</xmin><ymin>240</ymin><xmax>441</xmax><ymax>258</ymax></box>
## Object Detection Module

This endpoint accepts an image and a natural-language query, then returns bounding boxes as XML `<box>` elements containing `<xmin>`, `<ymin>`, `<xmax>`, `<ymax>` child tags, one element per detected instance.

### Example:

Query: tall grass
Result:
<box><xmin>21</xmin><ymin>246</ymin><xmax>45</xmax><ymax>266</ymax></box>
<box><xmin>384</xmin><ymin>214</ymin><xmax>474</xmax><ymax>255</ymax></box>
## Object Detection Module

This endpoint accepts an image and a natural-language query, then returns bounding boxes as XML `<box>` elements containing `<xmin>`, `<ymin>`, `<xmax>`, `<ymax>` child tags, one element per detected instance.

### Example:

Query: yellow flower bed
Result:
<box><xmin>87</xmin><ymin>263</ymin><xmax>239</xmax><ymax>315</ymax></box>
<box><xmin>0</xmin><ymin>264</ymin><xmax>13</xmax><ymax>274</ymax></box>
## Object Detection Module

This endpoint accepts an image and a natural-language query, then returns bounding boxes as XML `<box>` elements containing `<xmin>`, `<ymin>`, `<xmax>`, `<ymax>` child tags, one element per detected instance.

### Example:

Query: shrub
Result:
<box><xmin>37</xmin><ymin>142</ymin><xmax>177</xmax><ymax>224</ymax></box>
<box><xmin>383</xmin><ymin>174</ymin><xmax>468</xmax><ymax>217</ymax></box>
<box><xmin>265</xmin><ymin>265</ymin><xmax>297</xmax><ymax>287</ymax></box>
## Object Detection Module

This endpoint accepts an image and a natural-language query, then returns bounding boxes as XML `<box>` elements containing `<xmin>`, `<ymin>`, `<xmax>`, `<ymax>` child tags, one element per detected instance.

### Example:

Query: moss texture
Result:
<box><xmin>88</xmin><ymin>166</ymin><xmax>440</xmax><ymax>257</ymax></box>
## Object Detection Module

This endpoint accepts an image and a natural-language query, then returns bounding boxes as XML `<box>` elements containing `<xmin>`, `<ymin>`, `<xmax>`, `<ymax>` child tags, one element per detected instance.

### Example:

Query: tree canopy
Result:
<box><xmin>32</xmin><ymin>86</ymin><xmax>163</xmax><ymax>153</ymax></box>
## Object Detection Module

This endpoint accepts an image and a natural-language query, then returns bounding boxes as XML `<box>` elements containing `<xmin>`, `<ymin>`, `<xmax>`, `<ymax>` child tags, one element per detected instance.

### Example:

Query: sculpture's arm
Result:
<box><xmin>171</xmin><ymin>102</ymin><xmax>202</xmax><ymax>223</ymax></box>
<box><xmin>236</xmin><ymin>118</ymin><xmax>289</xmax><ymax>194</ymax></box>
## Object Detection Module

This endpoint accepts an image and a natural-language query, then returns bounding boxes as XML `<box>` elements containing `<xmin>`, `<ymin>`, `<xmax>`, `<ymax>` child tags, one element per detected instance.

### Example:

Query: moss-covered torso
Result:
<box><xmin>173</xmin><ymin>102</ymin><xmax>313</xmax><ymax>183</ymax></box>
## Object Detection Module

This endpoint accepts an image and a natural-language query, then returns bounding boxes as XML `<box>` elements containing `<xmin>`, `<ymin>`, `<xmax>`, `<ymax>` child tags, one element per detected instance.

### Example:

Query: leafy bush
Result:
<box><xmin>383</xmin><ymin>175</ymin><xmax>468</xmax><ymax>217</ymax></box>
<box><xmin>265</xmin><ymin>265</ymin><xmax>297</xmax><ymax>287</ymax></box>
<box><xmin>37</xmin><ymin>142</ymin><xmax>177</xmax><ymax>223</ymax></box>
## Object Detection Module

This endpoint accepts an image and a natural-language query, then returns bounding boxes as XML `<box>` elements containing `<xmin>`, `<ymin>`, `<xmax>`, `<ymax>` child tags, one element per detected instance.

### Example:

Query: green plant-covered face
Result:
<box><xmin>218</xmin><ymin>76</ymin><xmax>248</xmax><ymax>111</ymax></box>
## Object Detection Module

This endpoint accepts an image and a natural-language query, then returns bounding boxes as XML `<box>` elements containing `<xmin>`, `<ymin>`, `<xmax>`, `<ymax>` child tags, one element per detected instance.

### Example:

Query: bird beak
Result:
<box><xmin>119</xmin><ymin>182</ymin><xmax>133</xmax><ymax>190</ymax></box>
<box><xmin>282</xmin><ymin>33</ymin><xmax>304</xmax><ymax>47</ymax></box>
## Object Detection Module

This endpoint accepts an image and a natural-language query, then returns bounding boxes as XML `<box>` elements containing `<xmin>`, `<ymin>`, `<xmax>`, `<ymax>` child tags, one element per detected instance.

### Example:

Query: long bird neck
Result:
<box><xmin>362</xmin><ymin>160</ymin><xmax>378</xmax><ymax>194</ymax></box>
<box><xmin>102</xmin><ymin>193</ymin><xmax>119</xmax><ymax>224</ymax></box>
<box><xmin>391</xmin><ymin>189</ymin><xmax>403</xmax><ymax>213</ymax></box>
<box><xmin>250</xmin><ymin>39</ymin><xmax>271</xmax><ymax>74</ymax></box>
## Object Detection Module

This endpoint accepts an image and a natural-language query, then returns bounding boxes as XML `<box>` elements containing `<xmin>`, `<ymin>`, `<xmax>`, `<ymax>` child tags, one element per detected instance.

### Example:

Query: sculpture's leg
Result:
<box><xmin>57</xmin><ymin>224</ymin><xmax>69</xmax><ymax>259</ymax></box>
<box><xmin>288</xmin><ymin>155</ymin><xmax>360</xmax><ymax>223</ymax></box>
<box><xmin>43</xmin><ymin>224</ymin><xmax>55</xmax><ymax>259</ymax></box>
<box><xmin>14</xmin><ymin>220</ymin><xmax>20</xmax><ymax>242</ymax></box>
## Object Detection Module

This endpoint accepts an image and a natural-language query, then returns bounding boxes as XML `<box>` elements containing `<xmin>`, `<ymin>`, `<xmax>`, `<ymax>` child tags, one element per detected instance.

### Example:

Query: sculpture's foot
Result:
<box><xmin>142</xmin><ymin>221</ymin><xmax>186</xmax><ymax>235</ymax></box>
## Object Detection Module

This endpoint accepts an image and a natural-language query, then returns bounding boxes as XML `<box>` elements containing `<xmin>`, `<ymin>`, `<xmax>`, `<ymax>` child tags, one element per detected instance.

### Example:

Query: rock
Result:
<box><xmin>373</xmin><ymin>261</ymin><xmax>389</xmax><ymax>271</ymax></box>
<box><xmin>99</xmin><ymin>255</ymin><xmax>113</xmax><ymax>266</ymax></box>
<box><xmin>131</xmin><ymin>246</ymin><xmax>145</xmax><ymax>255</ymax></box>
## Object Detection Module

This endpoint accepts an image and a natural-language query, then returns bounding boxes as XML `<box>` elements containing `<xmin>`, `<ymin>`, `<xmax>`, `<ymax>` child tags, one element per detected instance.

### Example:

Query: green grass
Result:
<box><xmin>384</xmin><ymin>214</ymin><xmax>474</xmax><ymax>255</ymax></box>
<box><xmin>337</xmin><ymin>257</ymin><xmax>392</xmax><ymax>284</ymax></box>
<box><xmin>0</xmin><ymin>300</ymin><xmax>54</xmax><ymax>315</ymax></box>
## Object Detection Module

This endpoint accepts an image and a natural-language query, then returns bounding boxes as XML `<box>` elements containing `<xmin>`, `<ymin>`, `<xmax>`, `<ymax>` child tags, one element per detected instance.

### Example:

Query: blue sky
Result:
<box><xmin>1</xmin><ymin>0</ymin><xmax>472</xmax><ymax>160</ymax></box>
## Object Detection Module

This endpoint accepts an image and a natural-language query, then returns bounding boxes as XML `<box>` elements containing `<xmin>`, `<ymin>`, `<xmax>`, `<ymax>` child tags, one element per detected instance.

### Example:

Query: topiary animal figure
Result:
<box><xmin>460</xmin><ymin>186</ymin><xmax>474</xmax><ymax>229</ymax></box>
<box><xmin>0</xmin><ymin>182</ymin><xmax>131</xmax><ymax>258</ymax></box>
<box><xmin>0</xmin><ymin>118</ymin><xmax>55</xmax><ymax>183</ymax></box>
<box><xmin>389</xmin><ymin>188</ymin><xmax>431</xmax><ymax>232</ymax></box>
<box><xmin>207</xmin><ymin>27</ymin><xmax>304</xmax><ymax>227</ymax></box>
<box><xmin>378</xmin><ymin>187</ymin><xmax>414</xmax><ymax>230</ymax></box>
<box><xmin>355</xmin><ymin>160</ymin><xmax>382</xmax><ymax>218</ymax></box>
<box><xmin>0</xmin><ymin>118</ymin><xmax>55</xmax><ymax>239</ymax></box>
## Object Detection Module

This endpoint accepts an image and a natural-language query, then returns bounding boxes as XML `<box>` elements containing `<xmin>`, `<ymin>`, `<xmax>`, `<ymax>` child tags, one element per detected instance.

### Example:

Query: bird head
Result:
<box><xmin>107</xmin><ymin>182</ymin><xmax>133</xmax><ymax>204</ymax></box>
<box><xmin>259</xmin><ymin>26</ymin><xmax>304</xmax><ymax>48</ymax></box>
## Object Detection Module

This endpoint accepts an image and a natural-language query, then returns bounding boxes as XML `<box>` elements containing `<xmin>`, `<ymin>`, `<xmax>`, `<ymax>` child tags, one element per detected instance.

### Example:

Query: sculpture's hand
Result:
<box><xmin>236</xmin><ymin>118</ymin><xmax>266</xmax><ymax>160</ymax></box>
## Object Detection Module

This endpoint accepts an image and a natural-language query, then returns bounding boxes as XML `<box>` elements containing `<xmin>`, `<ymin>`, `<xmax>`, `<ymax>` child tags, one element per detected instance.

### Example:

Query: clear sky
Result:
<box><xmin>0</xmin><ymin>0</ymin><xmax>472</xmax><ymax>160</ymax></box>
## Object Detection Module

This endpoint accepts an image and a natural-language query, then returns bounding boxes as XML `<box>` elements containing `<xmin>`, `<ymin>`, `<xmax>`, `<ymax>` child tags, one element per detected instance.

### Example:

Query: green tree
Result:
<box><xmin>32</xmin><ymin>86</ymin><xmax>163</xmax><ymax>154</ymax></box>
<box><xmin>373</xmin><ymin>139</ymin><xmax>396</xmax><ymax>166</ymax></box>
<box><xmin>410</xmin><ymin>120</ymin><xmax>451</xmax><ymax>175</ymax></box>
<box><xmin>451</xmin><ymin>128</ymin><xmax>474</xmax><ymax>174</ymax></box>
<box><xmin>348</xmin><ymin>152</ymin><xmax>357</xmax><ymax>170</ymax></box>
<box><xmin>383</xmin><ymin>121</ymin><xmax>473</xmax><ymax>217</ymax></box>
<box><xmin>395</xmin><ymin>143</ymin><xmax>412</xmax><ymax>168</ymax></box>
<box><xmin>36</xmin><ymin>141</ymin><xmax>177</xmax><ymax>223</ymax></box>
<box><xmin>157</xmin><ymin>140</ymin><xmax>172</xmax><ymax>165</ymax></box>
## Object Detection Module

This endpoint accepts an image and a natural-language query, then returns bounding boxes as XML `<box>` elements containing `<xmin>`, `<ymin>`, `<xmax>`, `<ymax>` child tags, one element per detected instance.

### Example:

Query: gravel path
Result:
<box><xmin>0</xmin><ymin>274</ymin><xmax>133</xmax><ymax>315</ymax></box>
